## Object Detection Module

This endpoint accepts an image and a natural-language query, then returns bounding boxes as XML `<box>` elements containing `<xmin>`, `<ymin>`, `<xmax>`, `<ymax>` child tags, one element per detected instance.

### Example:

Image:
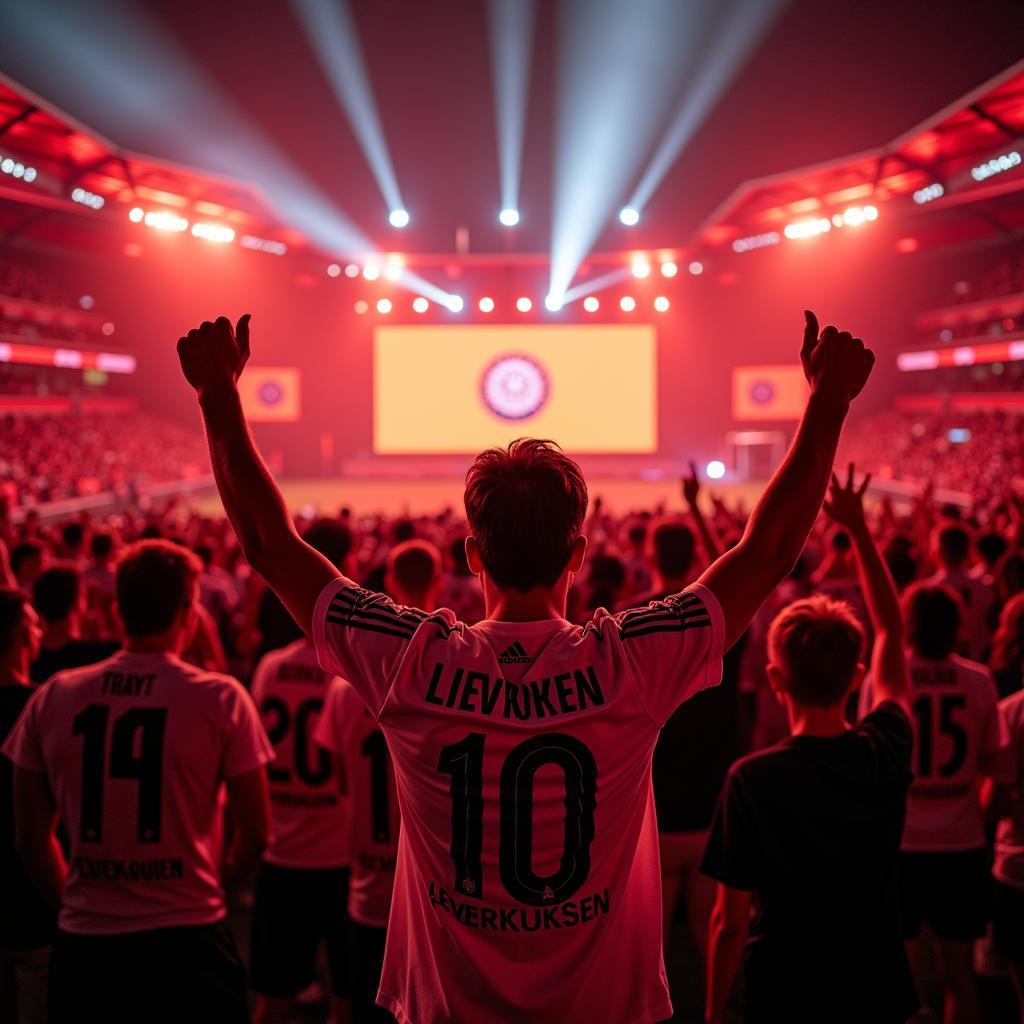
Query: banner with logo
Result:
<box><xmin>374</xmin><ymin>325</ymin><xmax>657</xmax><ymax>453</ymax></box>
<box><xmin>238</xmin><ymin>366</ymin><xmax>301</xmax><ymax>422</ymax></box>
<box><xmin>731</xmin><ymin>364</ymin><xmax>807</xmax><ymax>420</ymax></box>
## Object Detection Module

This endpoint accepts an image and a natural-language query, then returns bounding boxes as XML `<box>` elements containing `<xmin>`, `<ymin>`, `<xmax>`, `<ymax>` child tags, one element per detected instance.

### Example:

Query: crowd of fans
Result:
<box><xmin>941</xmin><ymin>252</ymin><xmax>1024</xmax><ymax>312</ymax></box>
<box><xmin>1</xmin><ymin>453</ymin><xmax>1024</xmax><ymax>1020</ymax></box>
<box><xmin>840</xmin><ymin>408</ymin><xmax>1024</xmax><ymax>496</ymax></box>
<box><xmin>0</xmin><ymin>258</ymin><xmax>120</xmax><ymax>374</ymax></box>
<box><xmin>0</xmin><ymin>411</ymin><xmax>210</xmax><ymax>507</ymax></box>
<box><xmin>0</xmin><ymin>259</ymin><xmax>79</xmax><ymax>311</ymax></box>
<box><xmin>845</xmin><ymin>250</ymin><xmax>1024</xmax><ymax>495</ymax></box>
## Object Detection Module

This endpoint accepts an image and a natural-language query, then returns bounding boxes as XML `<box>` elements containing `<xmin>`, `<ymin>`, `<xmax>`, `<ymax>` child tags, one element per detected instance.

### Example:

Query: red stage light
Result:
<box><xmin>896</xmin><ymin>237</ymin><xmax>919</xmax><ymax>254</ymax></box>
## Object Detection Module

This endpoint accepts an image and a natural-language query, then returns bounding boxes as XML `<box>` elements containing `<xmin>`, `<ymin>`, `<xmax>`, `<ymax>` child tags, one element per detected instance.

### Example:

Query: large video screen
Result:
<box><xmin>373</xmin><ymin>324</ymin><xmax>657</xmax><ymax>454</ymax></box>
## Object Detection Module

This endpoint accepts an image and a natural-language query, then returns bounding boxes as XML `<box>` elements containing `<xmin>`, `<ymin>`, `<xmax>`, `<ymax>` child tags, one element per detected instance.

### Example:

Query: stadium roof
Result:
<box><xmin>1</xmin><ymin>57</ymin><xmax>1023</xmax><ymax>268</ymax></box>
<box><xmin>0</xmin><ymin>72</ymin><xmax>302</xmax><ymax>256</ymax></box>
<box><xmin>695</xmin><ymin>58</ymin><xmax>1024</xmax><ymax>257</ymax></box>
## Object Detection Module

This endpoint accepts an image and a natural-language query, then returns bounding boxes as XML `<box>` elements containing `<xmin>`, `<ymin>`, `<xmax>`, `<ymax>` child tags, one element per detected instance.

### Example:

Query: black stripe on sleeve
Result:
<box><xmin>330</xmin><ymin>591</ymin><xmax>428</xmax><ymax>623</ymax></box>
<box><xmin>327</xmin><ymin>606</ymin><xmax>418</xmax><ymax>634</ymax></box>
<box><xmin>324</xmin><ymin>614</ymin><xmax>417</xmax><ymax>641</ymax></box>
<box><xmin>619</xmin><ymin>595</ymin><xmax>702</xmax><ymax>627</ymax></box>
<box><xmin>620</xmin><ymin>619</ymin><xmax>712</xmax><ymax>641</ymax></box>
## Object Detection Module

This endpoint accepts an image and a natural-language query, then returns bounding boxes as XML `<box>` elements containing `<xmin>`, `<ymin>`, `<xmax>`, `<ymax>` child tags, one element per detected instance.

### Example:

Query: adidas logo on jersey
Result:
<box><xmin>498</xmin><ymin>641</ymin><xmax>531</xmax><ymax>664</ymax></box>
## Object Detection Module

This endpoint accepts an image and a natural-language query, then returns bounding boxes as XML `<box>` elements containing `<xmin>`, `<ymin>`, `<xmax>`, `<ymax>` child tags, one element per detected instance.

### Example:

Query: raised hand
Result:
<box><xmin>823</xmin><ymin>462</ymin><xmax>871</xmax><ymax>532</ymax></box>
<box><xmin>177</xmin><ymin>314</ymin><xmax>251</xmax><ymax>398</ymax></box>
<box><xmin>682</xmin><ymin>460</ymin><xmax>701</xmax><ymax>507</ymax></box>
<box><xmin>800</xmin><ymin>310</ymin><xmax>875</xmax><ymax>408</ymax></box>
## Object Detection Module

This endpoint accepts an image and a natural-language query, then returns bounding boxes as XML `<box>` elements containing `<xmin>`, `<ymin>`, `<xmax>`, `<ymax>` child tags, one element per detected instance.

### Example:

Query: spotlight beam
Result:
<box><xmin>548</xmin><ymin>0</ymin><xmax>708</xmax><ymax>306</ymax></box>
<box><xmin>290</xmin><ymin>0</ymin><xmax>406</xmax><ymax>216</ymax></box>
<box><xmin>2</xmin><ymin>0</ymin><xmax>373</xmax><ymax>258</ymax></box>
<box><xmin>561</xmin><ymin>267</ymin><xmax>632</xmax><ymax>306</ymax></box>
<box><xmin>626</xmin><ymin>0</ymin><xmax>786</xmax><ymax>214</ymax></box>
<box><xmin>487</xmin><ymin>0</ymin><xmax>537</xmax><ymax>219</ymax></box>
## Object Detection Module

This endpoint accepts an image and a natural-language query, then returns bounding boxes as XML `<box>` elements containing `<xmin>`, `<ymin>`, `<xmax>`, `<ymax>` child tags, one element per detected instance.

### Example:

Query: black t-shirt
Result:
<box><xmin>701</xmin><ymin>701</ymin><xmax>918</xmax><ymax>1024</ymax></box>
<box><xmin>0</xmin><ymin>684</ymin><xmax>56</xmax><ymax>950</ymax></box>
<box><xmin>30</xmin><ymin>639</ymin><xmax>120</xmax><ymax>685</ymax></box>
<box><xmin>628</xmin><ymin>586</ymin><xmax>744</xmax><ymax>833</ymax></box>
<box><xmin>256</xmin><ymin>589</ymin><xmax>304</xmax><ymax>661</ymax></box>
<box><xmin>647</xmin><ymin>583</ymin><xmax>744</xmax><ymax>832</ymax></box>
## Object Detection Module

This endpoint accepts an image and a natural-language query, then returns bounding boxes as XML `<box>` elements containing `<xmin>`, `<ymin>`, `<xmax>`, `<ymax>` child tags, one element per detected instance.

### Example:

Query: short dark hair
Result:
<box><xmin>829</xmin><ymin>528</ymin><xmax>852</xmax><ymax>552</ymax></box>
<box><xmin>61</xmin><ymin>521</ymin><xmax>85</xmax><ymax>551</ymax></box>
<box><xmin>388</xmin><ymin>540</ymin><xmax>441</xmax><ymax>599</ymax></box>
<box><xmin>449</xmin><ymin>536</ymin><xmax>470</xmax><ymax>573</ymax></box>
<box><xmin>903</xmin><ymin>582</ymin><xmax>962</xmax><ymax>660</ymax></box>
<box><xmin>977</xmin><ymin>531</ymin><xmax>1008</xmax><ymax>567</ymax></box>
<box><xmin>0</xmin><ymin>587</ymin><xmax>30</xmax><ymax>656</ymax></box>
<box><xmin>10</xmin><ymin>541</ymin><xmax>42</xmax><ymax>576</ymax></box>
<box><xmin>91</xmin><ymin>531</ymin><xmax>114</xmax><ymax>559</ymax></box>
<box><xmin>303</xmin><ymin>518</ymin><xmax>353</xmax><ymax>568</ymax></box>
<box><xmin>392</xmin><ymin>519</ymin><xmax>416</xmax><ymax>544</ymax></box>
<box><xmin>768</xmin><ymin>595</ymin><xmax>865</xmax><ymax>707</ymax></box>
<box><xmin>648</xmin><ymin>517</ymin><xmax>696</xmax><ymax>580</ymax></box>
<box><xmin>33</xmin><ymin>566</ymin><xmax>81</xmax><ymax>623</ymax></box>
<box><xmin>464</xmin><ymin>438</ymin><xmax>587</xmax><ymax>592</ymax></box>
<box><xmin>116</xmin><ymin>540</ymin><xmax>202</xmax><ymax>638</ymax></box>
<box><xmin>936</xmin><ymin>524</ymin><xmax>970</xmax><ymax>567</ymax></box>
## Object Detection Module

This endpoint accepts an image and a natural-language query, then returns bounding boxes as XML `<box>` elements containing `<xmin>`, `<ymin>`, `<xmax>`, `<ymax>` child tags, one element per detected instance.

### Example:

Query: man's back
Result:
<box><xmin>250</xmin><ymin>638</ymin><xmax>350</xmax><ymax>868</ymax></box>
<box><xmin>702</xmin><ymin>703</ymin><xmax>916</xmax><ymax>1023</ymax></box>
<box><xmin>902</xmin><ymin>652</ymin><xmax>1004</xmax><ymax>851</ymax></box>
<box><xmin>314</xmin><ymin>577</ymin><xmax>724</xmax><ymax>1024</ymax></box>
<box><xmin>4</xmin><ymin>649</ymin><xmax>272</xmax><ymax>934</ymax></box>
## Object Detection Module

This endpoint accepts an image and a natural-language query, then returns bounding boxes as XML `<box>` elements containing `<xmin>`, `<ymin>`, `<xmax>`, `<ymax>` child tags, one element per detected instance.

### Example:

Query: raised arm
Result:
<box><xmin>177</xmin><ymin>316</ymin><xmax>339</xmax><ymax>636</ymax></box>
<box><xmin>683</xmin><ymin>460</ymin><xmax>721</xmax><ymax>563</ymax></box>
<box><xmin>698</xmin><ymin>311</ymin><xmax>875</xmax><ymax>649</ymax></box>
<box><xmin>823</xmin><ymin>464</ymin><xmax>907</xmax><ymax>708</ymax></box>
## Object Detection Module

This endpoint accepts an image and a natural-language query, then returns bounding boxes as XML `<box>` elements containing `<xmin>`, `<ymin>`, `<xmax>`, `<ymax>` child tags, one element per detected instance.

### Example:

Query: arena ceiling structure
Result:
<box><xmin>0</xmin><ymin>0</ymin><xmax>1022</xmax><ymax>304</ymax></box>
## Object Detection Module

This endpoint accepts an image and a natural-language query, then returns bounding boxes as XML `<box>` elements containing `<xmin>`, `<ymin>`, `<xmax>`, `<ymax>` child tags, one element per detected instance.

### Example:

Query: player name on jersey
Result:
<box><xmin>424</xmin><ymin>661</ymin><xmax>606</xmax><ymax>719</ymax></box>
<box><xmin>100</xmin><ymin>671</ymin><xmax>157</xmax><ymax>697</ymax></box>
<box><xmin>74</xmin><ymin>856</ymin><xmax>184</xmax><ymax>882</ymax></box>
<box><xmin>427</xmin><ymin>880</ymin><xmax>611</xmax><ymax>933</ymax></box>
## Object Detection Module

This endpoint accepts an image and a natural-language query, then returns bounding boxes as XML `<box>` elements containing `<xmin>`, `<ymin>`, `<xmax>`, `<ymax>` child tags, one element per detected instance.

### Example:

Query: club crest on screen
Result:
<box><xmin>480</xmin><ymin>354</ymin><xmax>549</xmax><ymax>421</ymax></box>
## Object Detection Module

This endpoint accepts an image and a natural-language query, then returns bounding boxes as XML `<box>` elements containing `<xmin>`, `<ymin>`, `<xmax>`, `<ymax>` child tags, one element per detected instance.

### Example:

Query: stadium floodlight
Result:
<box><xmin>489</xmin><ymin>0</ymin><xmax>536</xmax><ymax>235</ymax></box>
<box><xmin>191</xmin><ymin>222</ymin><xmax>235</xmax><ymax>243</ymax></box>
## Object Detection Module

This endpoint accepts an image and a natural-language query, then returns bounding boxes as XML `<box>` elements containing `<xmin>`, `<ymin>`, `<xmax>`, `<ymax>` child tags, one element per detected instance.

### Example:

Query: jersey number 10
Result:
<box><xmin>438</xmin><ymin>731</ymin><xmax>597</xmax><ymax>906</ymax></box>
